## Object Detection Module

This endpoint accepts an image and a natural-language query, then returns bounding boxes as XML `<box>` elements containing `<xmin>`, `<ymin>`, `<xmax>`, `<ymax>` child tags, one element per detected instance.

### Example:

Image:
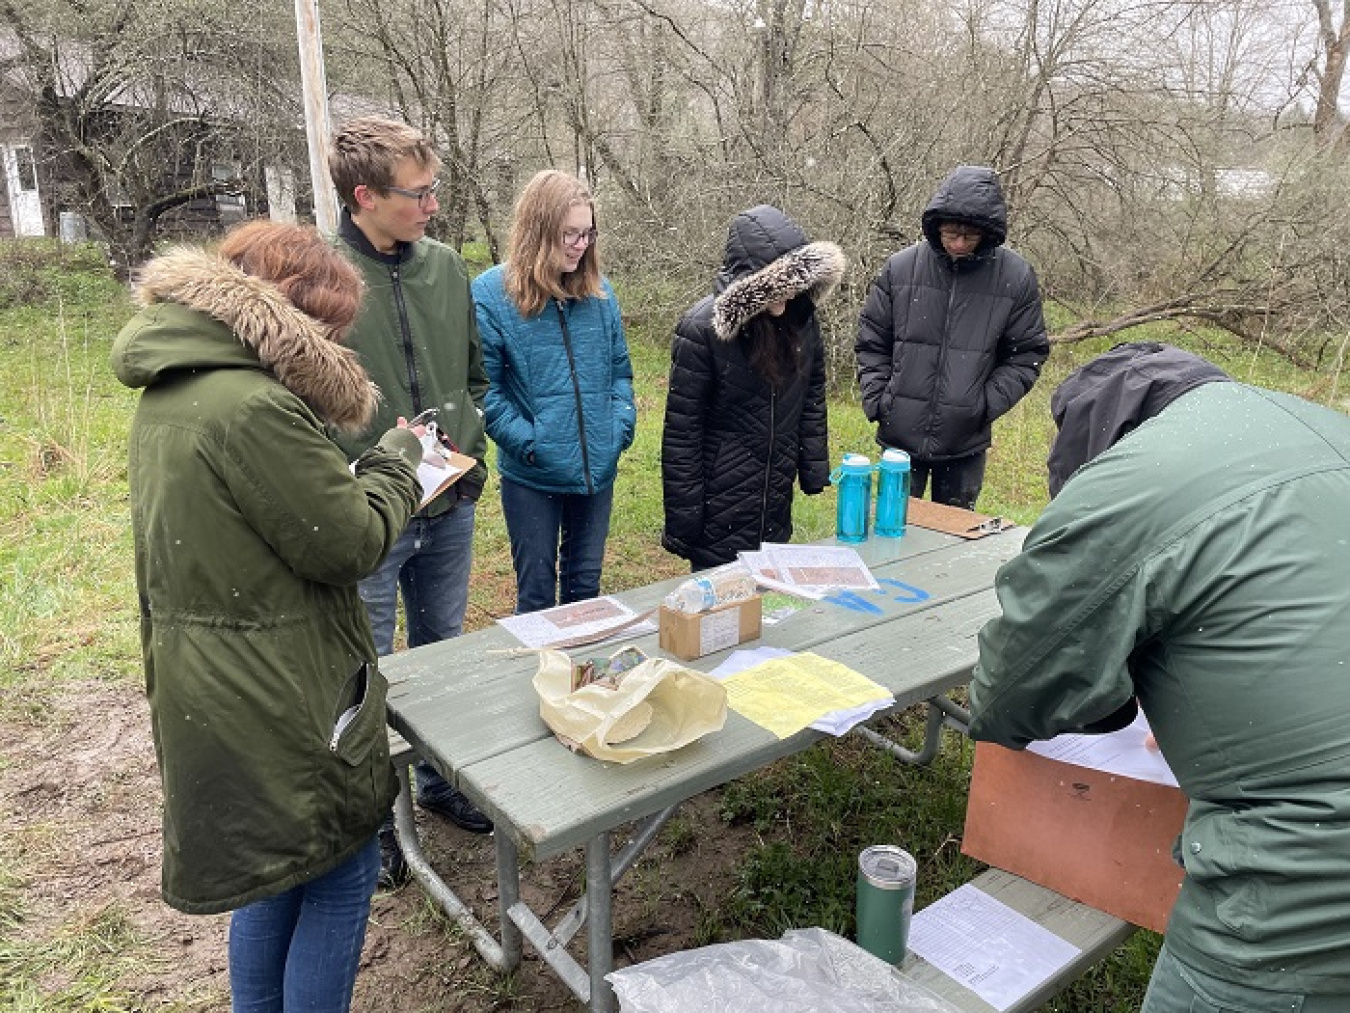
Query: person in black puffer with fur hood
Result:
<box><xmin>662</xmin><ymin>206</ymin><xmax>845</xmax><ymax>570</ymax></box>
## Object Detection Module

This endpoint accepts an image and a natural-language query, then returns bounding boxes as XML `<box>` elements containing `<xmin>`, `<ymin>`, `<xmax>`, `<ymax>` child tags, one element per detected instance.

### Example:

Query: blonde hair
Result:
<box><xmin>504</xmin><ymin>170</ymin><xmax>605</xmax><ymax>317</ymax></box>
<box><xmin>328</xmin><ymin>117</ymin><xmax>440</xmax><ymax>211</ymax></box>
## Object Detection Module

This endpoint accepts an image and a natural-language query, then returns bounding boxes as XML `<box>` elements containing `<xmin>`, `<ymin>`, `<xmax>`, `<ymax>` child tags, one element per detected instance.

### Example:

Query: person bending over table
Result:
<box><xmin>969</xmin><ymin>342</ymin><xmax>1350</xmax><ymax>1012</ymax></box>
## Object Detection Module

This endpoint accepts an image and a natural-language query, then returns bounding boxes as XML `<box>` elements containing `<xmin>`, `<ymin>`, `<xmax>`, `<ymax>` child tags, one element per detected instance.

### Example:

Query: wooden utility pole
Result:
<box><xmin>294</xmin><ymin>0</ymin><xmax>337</xmax><ymax>234</ymax></box>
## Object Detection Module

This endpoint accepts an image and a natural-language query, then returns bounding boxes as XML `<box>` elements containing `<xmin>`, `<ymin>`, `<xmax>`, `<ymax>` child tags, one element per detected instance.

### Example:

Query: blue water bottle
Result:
<box><xmin>875</xmin><ymin>448</ymin><xmax>911</xmax><ymax>538</ymax></box>
<box><xmin>831</xmin><ymin>453</ymin><xmax>873</xmax><ymax>543</ymax></box>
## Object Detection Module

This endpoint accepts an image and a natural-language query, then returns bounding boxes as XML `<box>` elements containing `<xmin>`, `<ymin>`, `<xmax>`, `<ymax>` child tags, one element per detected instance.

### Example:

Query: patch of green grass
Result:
<box><xmin>0</xmin><ymin>903</ymin><xmax>219</xmax><ymax>1013</ymax></box>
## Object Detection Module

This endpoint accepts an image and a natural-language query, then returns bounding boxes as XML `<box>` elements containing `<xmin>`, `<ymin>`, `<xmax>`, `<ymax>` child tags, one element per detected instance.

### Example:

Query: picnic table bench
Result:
<box><xmin>382</xmin><ymin>525</ymin><xmax>1138</xmax><ymax>1011</ymax></box>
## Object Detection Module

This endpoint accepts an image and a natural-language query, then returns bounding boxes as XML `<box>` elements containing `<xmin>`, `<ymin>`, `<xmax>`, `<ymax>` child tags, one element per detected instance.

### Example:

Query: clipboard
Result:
<box><xmin>418</xmin><ymin>450</ymin><xmax>476</xmax><ymax>508</ymax></box>
<box><xmin>905</xmin><ymin>497</ymin><xmax>1014</xmax><ymax>539</ymax></box>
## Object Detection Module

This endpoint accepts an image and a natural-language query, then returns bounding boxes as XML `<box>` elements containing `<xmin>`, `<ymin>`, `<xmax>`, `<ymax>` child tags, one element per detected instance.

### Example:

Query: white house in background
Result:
<box><xmin>0</xmin><ymin>29</ymin><xmax>315</xmax><ymax>242</ymax></box>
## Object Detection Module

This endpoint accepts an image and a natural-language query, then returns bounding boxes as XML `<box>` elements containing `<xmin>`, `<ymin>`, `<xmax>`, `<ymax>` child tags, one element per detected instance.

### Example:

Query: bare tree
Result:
<box><xmin>1310</xmin><ymin>0</ymin><xmax>1350</xmax><ymax>144</ymax></box>
<box><xmin>0</xmin><ymin>0</ymin><xmax>303</xmax><ymax>271</ymax></box>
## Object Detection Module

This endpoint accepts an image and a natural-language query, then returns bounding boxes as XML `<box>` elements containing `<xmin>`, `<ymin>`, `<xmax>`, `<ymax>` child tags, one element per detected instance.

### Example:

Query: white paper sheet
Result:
<box><xmin>496</xmin><ymin>597</ymin><xmax>656</xmax><ymax>649</ymax></box>
<box><xmin>709</xmin><ymin>648</ymin><xmax>893</xmax><ymax>736</ymax></box>
<box><xmin>739</xmin><ymin>543</ymin><xmax>879</xmax><ymax>596</ymax></box>
<box><xmin>907</xmin><ymin>884</ymin><xmax>1082</xmax><ymax>1012</ymax></box>
<box><xmin>1026</xmin><ymin>712</ymin><xmax>1178</xmax><ymax>787</ymax></box>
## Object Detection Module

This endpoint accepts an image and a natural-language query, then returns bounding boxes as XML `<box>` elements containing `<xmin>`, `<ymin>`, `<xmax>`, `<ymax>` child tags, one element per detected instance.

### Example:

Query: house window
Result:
<box><xmin>213</xmin><ymin>162</ymin><xmax>247</xmax><ymax>223</ymax></box>
<box><xmin>14</xmin><ymin>147</ymin><xmax>37</xmax><ymax>192</ymax></box>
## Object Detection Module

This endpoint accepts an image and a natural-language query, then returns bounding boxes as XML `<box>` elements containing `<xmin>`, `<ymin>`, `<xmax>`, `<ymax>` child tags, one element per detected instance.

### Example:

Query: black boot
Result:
<box><xmin>377</xmin><ymin>826</ymin><xmax>410</xmax><ymax>889</ymax></box>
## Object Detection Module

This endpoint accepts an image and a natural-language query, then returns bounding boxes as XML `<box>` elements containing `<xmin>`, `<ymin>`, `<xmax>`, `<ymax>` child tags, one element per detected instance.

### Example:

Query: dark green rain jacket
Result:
<box><xmin>972</xmin><ymin>375</ymin><xmax>1350</xmax><ymax>993</ymax></box>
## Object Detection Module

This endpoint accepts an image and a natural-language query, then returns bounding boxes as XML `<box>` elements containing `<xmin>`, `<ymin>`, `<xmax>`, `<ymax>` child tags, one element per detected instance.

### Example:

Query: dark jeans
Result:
<box><xmin>911</xmin><ymin>452</ymin><xmax>987</xmax><ymax>510</ymax></box>
<box><xmin>228</xmin><ymin>836</ymin><xmax>379</xmax><ymax>1013</ymax></box>
<box><xmin>359</xmin><ymin>504</ymin><xmax>476</xmax><ymax>805</ymax></box>
<box><xmin>500</xmin><ymin>477</ymin><xmax>614</xmax><ymax>614</ymax></box>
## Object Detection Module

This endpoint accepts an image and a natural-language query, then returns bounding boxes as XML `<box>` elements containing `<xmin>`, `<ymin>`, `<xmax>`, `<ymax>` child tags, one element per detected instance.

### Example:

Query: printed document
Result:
<box><xmin>740</xmin><ymin>543</ymin><xmax>879</xmax><ymax>596</ymax></box>
<box><xmin>716</xmin><ymin>651</ymin><xmax>892</xmax><ymax>739</ymax></box>
<box><xmin>712</xmin><ymin>647</ymin><xmax>895</xmax><ymax>735</ymax></box>
<box><xmin>497</xmin><ymin>597</ymin><xmax>657</xmax><ymax>650</ymax></box>
<box><xmin>1027</xmin><ymin>711</ymin><xmax>1178</xmax><ymax>787</ymax></box>
<box><xmin>907</xmin><ymin>883</ymin><xmax>1081</xmax><ymax>1011</ymax></box>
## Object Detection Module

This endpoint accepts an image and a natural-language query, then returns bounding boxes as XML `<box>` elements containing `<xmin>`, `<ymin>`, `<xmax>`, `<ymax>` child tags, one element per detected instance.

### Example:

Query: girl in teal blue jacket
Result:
<box><xmin>473</xmin><ymin>170</ymin><xmax>636</xmax><ymax>612</ymax></box>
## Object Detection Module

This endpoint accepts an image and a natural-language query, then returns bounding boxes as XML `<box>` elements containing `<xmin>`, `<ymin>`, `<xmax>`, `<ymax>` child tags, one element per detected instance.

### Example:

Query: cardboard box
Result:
<box><xmin>658</xmin><ymin>596</ymin><xmax>762</xmax><ymax>661</ymax></box>
<box><xmin>962</xmin><ymin>742</ymin><xmax>1188</xmax><ymax>933</ymax></box>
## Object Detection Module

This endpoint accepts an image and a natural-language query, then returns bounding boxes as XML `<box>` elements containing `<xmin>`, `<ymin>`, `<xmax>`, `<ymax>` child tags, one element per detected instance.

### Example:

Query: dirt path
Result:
<box><xmin>3</xmin><ymin>680</ymin><xmax>752</xmax><ymax>1011</ymax></box>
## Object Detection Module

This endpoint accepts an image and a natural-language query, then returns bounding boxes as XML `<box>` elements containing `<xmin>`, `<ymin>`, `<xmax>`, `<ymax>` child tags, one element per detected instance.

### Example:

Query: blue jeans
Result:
<box><xmin>359</xmin><ymin>502</ymin><xmax>475</xmax><ymax>797</ymax></box>
<box><xmin>500</xmin><ymin>477</ymin><xmax>614</xmax><ymax>614</ymax></box>
<box><xmin>228</xmin><ymin>836</ymin><xmax>379</xmax><ymax>1013</ymax></box>
<box><xmin>910</xmin><ymin>452</ymin><xmax>987</xmax><ymax>510</ymax></box>
<box><xmin>1142</xmin><ymin>942</ymin><xmax>1350</xmax><ymax>1013</ymax></box>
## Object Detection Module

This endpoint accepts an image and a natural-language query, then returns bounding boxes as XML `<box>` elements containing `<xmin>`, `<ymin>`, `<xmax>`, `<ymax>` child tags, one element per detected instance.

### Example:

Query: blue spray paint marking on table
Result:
<box><xmin>825</xmin><ymin>579</ymin><xmax>932</xmax><ymax>613</ymax></box>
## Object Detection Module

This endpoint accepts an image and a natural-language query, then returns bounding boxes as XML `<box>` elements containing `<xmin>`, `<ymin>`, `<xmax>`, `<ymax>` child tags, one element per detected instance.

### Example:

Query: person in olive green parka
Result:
<box><xmin>112</xmin><ymin>221</ymin><xmax>421</xmax><ymax>1010</ymax></box>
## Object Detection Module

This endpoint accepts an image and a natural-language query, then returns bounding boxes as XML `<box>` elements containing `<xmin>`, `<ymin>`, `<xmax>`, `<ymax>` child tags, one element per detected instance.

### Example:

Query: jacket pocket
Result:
<box><xmin>329</xmin><ymin>661</ymin><xmax>389</xmax><ymax>767</ymax></box>
<box><xmin>1182</xmin><ymin>809</ymin><xmax>1263</xmax><ymax>941</ymax></box>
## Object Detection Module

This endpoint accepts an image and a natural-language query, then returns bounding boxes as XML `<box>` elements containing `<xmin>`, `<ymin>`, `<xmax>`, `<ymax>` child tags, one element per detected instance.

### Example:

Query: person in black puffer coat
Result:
<box><xmin>662</xmin><ymin>205</ymin><xmax>845</xmax><ymax>570</ymax></box>
<box><xmin>855</xmin><ymin>166</ymin><xmax>1049</xmax><ymax>509</ymax></box>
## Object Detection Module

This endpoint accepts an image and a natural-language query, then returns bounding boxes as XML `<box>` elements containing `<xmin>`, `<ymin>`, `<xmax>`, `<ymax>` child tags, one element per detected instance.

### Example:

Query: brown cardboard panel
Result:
<box><xmin>906</xmin><ymin>497</ymin><xmax>1013</xmax><ymax>539</ymax></box>
<box><xmin>658</xmin><ymin>596</ymin><xmax>762</xmax><ymax>661</ymax></box>
<box><xmin>962</xmin><ymin>742</ymin><xmax>1188</xmax><ymax>934</ymax></box>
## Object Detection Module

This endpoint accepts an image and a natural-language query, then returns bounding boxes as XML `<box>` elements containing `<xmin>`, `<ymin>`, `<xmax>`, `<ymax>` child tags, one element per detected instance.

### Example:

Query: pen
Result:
<box><xmin>408</xmin><ymin>407</ymin><xmax>439</xmax><ymax>427</ymax></box>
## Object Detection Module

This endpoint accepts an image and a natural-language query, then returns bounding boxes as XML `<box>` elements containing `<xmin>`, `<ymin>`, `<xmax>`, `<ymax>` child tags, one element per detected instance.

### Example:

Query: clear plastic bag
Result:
<box><xmin>607</xmin><ymin>927</ymin><xmax>962</xmax><ymax>1013</ymax></box>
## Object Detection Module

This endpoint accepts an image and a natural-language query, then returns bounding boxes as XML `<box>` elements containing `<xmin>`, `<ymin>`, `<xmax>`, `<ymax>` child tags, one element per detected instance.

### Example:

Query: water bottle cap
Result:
<box><xmin>881</xmin><ymin>448</ymin><xmax>911</xmax><ymax>469</ymax></box>
<box><xmin>840</xmin><ymin>453</ymin><xmax>872</xmax><ymax>475</ymax></box>
<box><xmin>844</xmin><ymin>453</ymin><xmax>871</xmax><ymax>465</ymax></box>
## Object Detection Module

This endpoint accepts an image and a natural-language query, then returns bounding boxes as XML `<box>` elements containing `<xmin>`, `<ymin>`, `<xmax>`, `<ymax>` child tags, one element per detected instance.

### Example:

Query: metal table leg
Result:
<box><xmin>391</xmin><ymin>763</ymin><xmax>510</xmax><ymax>970</ymax></box>
<box><xmin>586</xmin><ymin>831</ymin><xmax>615</xmax><ymax>1013</ymax></box>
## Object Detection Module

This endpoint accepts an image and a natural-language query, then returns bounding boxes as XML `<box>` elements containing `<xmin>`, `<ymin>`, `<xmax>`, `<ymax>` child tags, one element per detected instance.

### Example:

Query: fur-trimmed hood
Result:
<box><xmin>711</xmin><ymin>206</ymin><xmax>846</xmax><ymax>341</ymax></box>
<box><xmin>116</xmin><ymin>247</ymin><xmax>377</xmax><ymax>433</ymax></box>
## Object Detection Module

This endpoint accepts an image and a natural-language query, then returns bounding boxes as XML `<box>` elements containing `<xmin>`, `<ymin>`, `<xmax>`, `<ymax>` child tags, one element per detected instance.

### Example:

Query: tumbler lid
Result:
<box><xmin>841</xmin><ymin>452</ymin><xmax>872</xmax><ymax>474</ymax></box>
<box><xmin>859</xmin><ymin>845</ymin><xmax>916</xmax><ymax>889</ymax></box>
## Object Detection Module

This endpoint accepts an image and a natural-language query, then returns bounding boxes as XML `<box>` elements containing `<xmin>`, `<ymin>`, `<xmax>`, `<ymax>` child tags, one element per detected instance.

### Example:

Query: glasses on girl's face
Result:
<box><xmin>561</xmin><ymin>227</ymin><xmax>598</xmax><ymax>248</ymax></box>
<box><xmin>384</xmin><ymin>178</ymin><xmax>441</xmax><ymax>210</ymax></box>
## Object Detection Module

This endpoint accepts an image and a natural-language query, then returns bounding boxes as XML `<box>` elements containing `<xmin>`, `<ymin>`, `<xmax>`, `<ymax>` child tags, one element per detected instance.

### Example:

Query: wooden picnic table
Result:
<box><xmin>383</xmin><ymin>524</ymin><xmax>1026</xmax><ymax>1012</ymax></box>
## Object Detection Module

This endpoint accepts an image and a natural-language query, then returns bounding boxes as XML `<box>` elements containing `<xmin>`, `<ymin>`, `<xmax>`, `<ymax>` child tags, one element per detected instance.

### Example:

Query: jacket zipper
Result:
<box><xmin>391</xmin><ymin>264</ymin><xmax>423</xmax><ymax>411</ymax></box>
<box><xmin>555</xmin><ymin>300</ymin><xmax>594</xmax><ymax>495</ymax></box>
<box><xmin>924</xmin><ymin>268</ymin><xmax>958</xmax><ymax>455</ymax></box>
<box><xmin>758</xmin><ymin>386</ymin><xmax>776</xmax><ymax>544</ymax></box>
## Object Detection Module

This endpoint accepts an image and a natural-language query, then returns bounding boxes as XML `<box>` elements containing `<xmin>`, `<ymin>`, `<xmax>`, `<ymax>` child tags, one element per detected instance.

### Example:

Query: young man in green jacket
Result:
<box><xmin>970</xmin><ymin>343</ymin><xmax>1350</xmax><ymax>1011</ymax></box>
<box><xmin>328</xmin><ymin>117</ymin><xmax>493</xmax><ymax>887</ymax></box>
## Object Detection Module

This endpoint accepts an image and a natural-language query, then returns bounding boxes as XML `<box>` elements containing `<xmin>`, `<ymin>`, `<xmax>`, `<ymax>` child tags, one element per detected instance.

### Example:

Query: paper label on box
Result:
<box><xmin>699</xmin><ymin>608</ymin><xmax>742</xmax><ymax>656</ymax></box>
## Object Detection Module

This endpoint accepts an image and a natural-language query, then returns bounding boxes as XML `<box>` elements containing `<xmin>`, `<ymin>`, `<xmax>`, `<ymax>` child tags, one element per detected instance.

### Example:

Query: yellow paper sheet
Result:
<box><xmin>721</xmin><ymin>652</ymin><xmax>892</xmax><ymax>739</ymax></box>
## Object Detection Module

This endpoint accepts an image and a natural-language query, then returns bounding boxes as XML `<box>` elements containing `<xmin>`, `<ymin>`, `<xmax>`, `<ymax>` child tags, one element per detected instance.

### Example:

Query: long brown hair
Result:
<box><xmin>219</xmin><ymin>221</ymin><xmax>364</xmax><ymax>338</ymax></box>
<box><xmin>741</xmin><ymin>295</ymin><xmax>812</xmax><ymax>388</ymax></box>
<box><xmin>503</xmin><ymin>169</ymin><xmax>606</xmax><ymax>317</ymax></box>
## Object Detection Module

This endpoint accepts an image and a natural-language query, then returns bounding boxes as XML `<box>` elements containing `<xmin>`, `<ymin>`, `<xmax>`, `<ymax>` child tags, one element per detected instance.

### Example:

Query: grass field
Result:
<box><xmin>1</xmin><ymin>238</ymin><xmax>1340</xmax><ymax>1011</ymax></box>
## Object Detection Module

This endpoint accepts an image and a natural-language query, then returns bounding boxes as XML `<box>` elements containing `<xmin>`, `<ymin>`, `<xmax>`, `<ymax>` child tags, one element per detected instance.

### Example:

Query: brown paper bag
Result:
<box><xmin>533</xmin><ymin>648</ymin><xmax>728</xmax><ymax>763</ymax></box>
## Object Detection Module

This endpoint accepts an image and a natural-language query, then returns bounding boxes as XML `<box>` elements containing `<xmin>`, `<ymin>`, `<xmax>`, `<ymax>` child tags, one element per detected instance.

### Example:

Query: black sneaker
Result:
<box><xmin>377</xmin><ymin>827</ymin><xmax>410</xmax><ymax>889</ymax></box>
<box><xmin>416</xmin><ymin>785</ymin><xmax>494</xmax><ymax>834</ymax></box>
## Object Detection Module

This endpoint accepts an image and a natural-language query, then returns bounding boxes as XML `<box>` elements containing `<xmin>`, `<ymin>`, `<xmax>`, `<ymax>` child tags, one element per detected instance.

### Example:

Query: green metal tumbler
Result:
<box><xmin>856</xmin><ymin>845</ymin><xmax>917</xmax><ymax>964</ymax></box>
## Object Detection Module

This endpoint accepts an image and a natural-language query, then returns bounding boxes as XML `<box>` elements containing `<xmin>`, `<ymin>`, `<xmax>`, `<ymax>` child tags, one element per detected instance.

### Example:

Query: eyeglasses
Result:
<box><xmin>938</xmin><ymin>225</ymin><xmax>983</xmax><ymax>242</ymax></box>
<box><xmin>383</xmin><ymin>178</ymin><xmax>441</xmax><ymax>210</ymax></box>
<box><xmin>562</xmin><ymin>227</ymin><xmax>599</xmax><ymax>248</ymax></box>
